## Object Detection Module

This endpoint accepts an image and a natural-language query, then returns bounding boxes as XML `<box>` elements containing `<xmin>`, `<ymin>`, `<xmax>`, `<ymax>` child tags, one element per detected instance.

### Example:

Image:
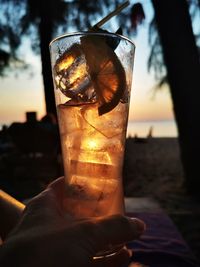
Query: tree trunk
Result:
<box><xmin>152</xmin><ymin>0</ymin><xmax>200</xmax><ymax>194</ymax></box>
<box><xmin>39</xmin><ymin>4</ymin><xmax>56</xmax><ymax>117</ymax></box>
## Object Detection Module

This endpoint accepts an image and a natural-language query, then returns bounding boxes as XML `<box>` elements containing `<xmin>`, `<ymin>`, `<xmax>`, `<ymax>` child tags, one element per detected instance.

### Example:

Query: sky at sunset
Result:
<box><xmin>0</xmin><ymin>1</ymin><xmax>175</xmax><ymax>129</ymax></box>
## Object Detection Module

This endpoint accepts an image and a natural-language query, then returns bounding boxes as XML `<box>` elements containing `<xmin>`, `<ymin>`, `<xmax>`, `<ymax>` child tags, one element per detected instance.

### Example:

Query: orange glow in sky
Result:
<box><xmin>0</xmin><ymin>1</ymin><xmax>175</xmax><ymax>133</ymax></box>
<box><xmin>0</xmin><ymin>32</ymin><xmax>175</xmax><ymax>126</ymax></box>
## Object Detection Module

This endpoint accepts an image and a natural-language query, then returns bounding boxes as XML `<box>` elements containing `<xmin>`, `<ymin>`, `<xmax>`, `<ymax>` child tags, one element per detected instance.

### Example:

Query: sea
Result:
<box><xmin>0</xmin><ymin>120</ymin><xmax>178</xmax><ymax>138</ymax></box>
<box><xmin>126</xmin><ymin>120</ymin><xmax>178</xmax><ymax>138</ymax></box>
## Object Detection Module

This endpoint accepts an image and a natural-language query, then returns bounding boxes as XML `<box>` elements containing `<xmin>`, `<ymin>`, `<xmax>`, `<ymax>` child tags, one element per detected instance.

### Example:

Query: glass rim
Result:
<box><xmin>49</xmin><ymin>31</ymin><xmax>135</xmax><ymax>48</ymax></box>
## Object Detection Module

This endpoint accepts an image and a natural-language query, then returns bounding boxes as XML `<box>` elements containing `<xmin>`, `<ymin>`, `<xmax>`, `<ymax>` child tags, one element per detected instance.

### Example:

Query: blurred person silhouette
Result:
<box><xmin>147</xmin><ymin>126</ymin><xmax>153</xmax><ymax>139</ymax></box>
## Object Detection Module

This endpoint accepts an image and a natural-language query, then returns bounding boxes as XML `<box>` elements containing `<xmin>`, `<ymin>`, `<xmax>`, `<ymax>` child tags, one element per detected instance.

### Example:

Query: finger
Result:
<box><xmin>47</xmin><ymin>176</ymin><xmax>65</xmax><ymax>209</ymax></box>
<box><xmin>83</xmin><ymin>214</ymin><xmax>145</xmax><ymax>253</ymax></box>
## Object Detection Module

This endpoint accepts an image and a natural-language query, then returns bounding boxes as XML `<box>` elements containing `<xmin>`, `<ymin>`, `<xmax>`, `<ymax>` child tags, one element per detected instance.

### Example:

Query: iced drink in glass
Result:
<box><xmin>50</xmin><ymin>32</ymin><xmax>135</xmax><ymax>256</ymax></box>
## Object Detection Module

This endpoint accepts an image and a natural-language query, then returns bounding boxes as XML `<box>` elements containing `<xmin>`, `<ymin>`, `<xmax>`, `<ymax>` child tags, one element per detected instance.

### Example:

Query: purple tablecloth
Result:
<box><xmin>127</xmin><ymin>212</ymin><xmax>200</xmax><ymax>267</ymax></box>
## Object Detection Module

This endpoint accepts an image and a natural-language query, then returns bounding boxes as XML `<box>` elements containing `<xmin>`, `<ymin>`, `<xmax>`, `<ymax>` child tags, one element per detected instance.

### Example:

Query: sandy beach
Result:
<box><xmin>123</xmin><ymin>137</ymin><xmax>200</xmax><ymax>261</ymax></box>
<box><xmin>123</xmin><ymin>137</ymin><xmax>184</xmax><ymax>199</ymax></box>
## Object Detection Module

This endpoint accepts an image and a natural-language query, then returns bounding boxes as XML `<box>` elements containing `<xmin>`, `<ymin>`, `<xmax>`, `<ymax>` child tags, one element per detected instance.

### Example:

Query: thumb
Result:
<box><xmin>23</xmin><ymin>177</ymin><xmax>66</xmax><ymax>219</ymax></box>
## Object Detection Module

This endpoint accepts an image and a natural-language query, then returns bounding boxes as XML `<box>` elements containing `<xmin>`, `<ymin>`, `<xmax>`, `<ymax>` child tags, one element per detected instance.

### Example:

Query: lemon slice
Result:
<box><xmin>81</xmin><ymin>35</ymin><xmax>126</xmax><ymax>115</ymax></box>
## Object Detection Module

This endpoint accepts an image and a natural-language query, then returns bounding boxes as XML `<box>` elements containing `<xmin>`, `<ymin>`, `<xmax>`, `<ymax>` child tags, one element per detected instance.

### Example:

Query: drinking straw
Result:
<box><xmin>92</xmin><ymin>0</ymin><xmax>130</xmax><ymax>29</ymax></box>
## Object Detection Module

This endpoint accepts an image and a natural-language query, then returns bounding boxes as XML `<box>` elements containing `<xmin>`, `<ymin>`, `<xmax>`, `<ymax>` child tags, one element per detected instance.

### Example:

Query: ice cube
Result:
<box><xmin>54</xmin><ymin>44</ymin><xmax>97</xmax><ymax>102</ymax></box>
<box><xmin>80</xmin><ymin>102</ymin><xmax>128</xmax><ymax>139</ymax></box>
<box><xmin>67</xmin><ymin>175</ymin><xmax>118</xmax><ymax>200</ymax></box>
<box><xmin>57</xmin><ymin>104</ymin><xmax>82</xmax><ymax>135</ymax></box>
<box><xmin>70</xmin><ymin>160</ymin><xmax>115</xmax><ymax>178</ymax></box>
<box><xmin>63</xmin><ymin>174</ymin><xmax>120</xmax><ymax>217</ymax></box>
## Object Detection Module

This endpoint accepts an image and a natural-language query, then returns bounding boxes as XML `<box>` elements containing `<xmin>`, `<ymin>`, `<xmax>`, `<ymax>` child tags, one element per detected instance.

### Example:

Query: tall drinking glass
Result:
<box><xmin>50</xmin><ymin>32</ymin><xmax>135</xmax><ymax>258</ymax></box>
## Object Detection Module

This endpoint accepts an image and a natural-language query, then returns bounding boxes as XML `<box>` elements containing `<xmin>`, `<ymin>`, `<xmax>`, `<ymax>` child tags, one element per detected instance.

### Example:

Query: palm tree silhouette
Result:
<box><xmin>0</xmin><ymin>0</ymin><xmax>122</xmax><ymax>115</ymax></box>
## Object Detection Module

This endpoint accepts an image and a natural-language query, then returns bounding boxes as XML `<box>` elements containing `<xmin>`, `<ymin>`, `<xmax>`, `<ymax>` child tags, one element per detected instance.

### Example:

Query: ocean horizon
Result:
<box><xmin>127</xmin><ymin>120</ymin><xmax>178</xmax><ymax>138</ymax></box>
<box><xmin>0</xmin><ymin>119</ymin><xmax>178</xmax><ymax>138</ymax></box>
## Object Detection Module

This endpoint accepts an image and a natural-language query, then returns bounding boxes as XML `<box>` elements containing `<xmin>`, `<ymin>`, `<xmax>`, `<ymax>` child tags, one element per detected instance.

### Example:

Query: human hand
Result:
<box><xmin>0</xmin><ymin>177</ymin><xmax>145</xmax><ymax>267</ymax></box>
